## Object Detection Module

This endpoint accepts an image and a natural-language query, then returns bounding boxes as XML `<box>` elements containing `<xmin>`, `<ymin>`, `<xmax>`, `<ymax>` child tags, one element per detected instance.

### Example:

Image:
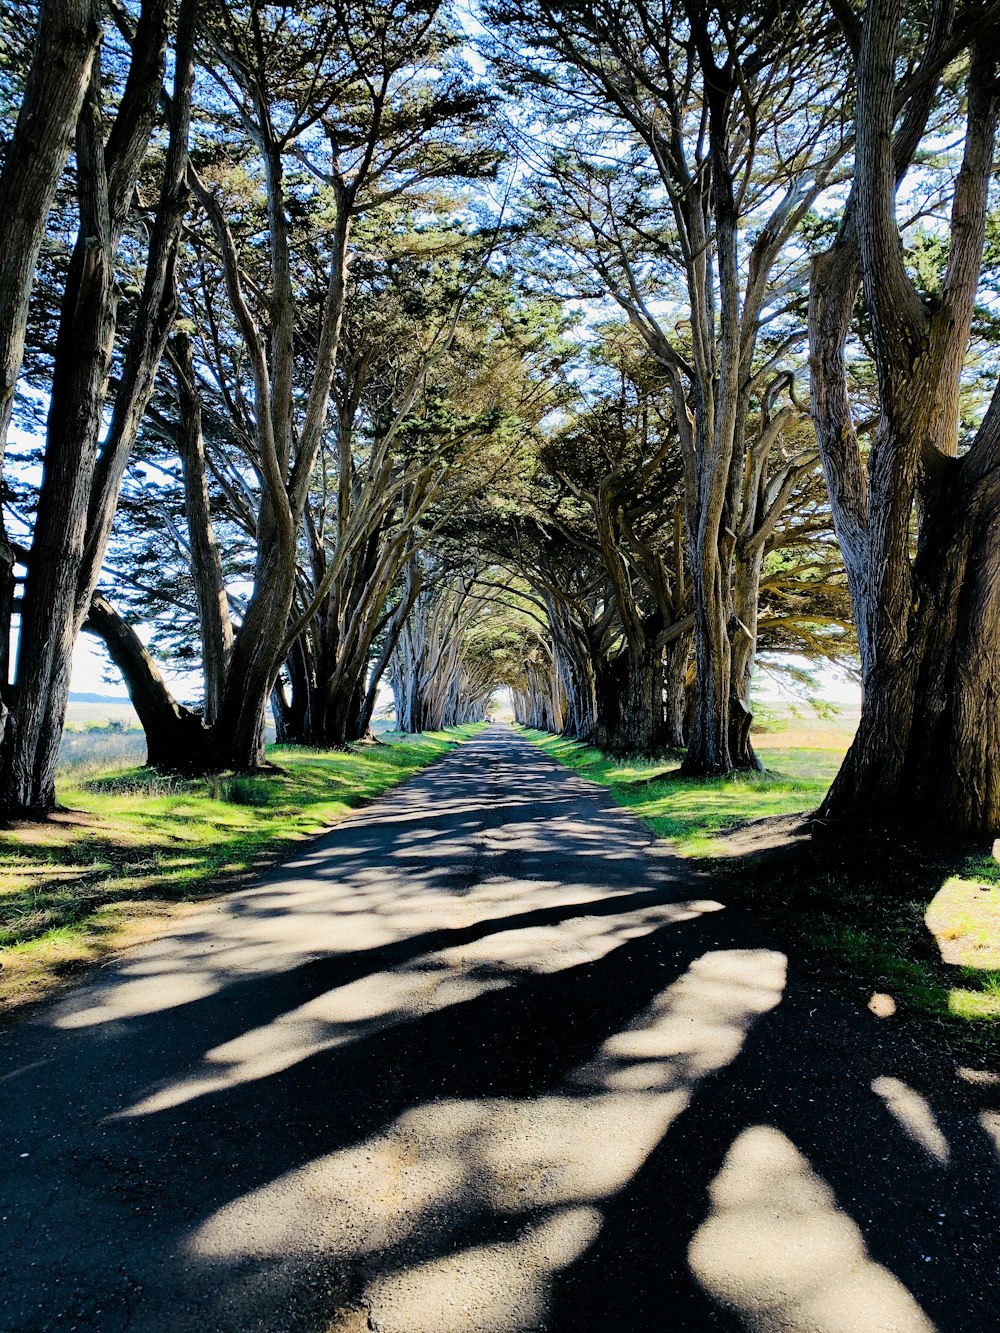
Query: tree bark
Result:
<box><xmin>663</xmin><ymin>632</ymin><xmax>690</xmax><ymax>749</ymax></box>
<box><xmin>172</xmin><ymin>329</ymin><xmax>232</xmax><ymax>724</ymax></box>
<box><xmin>0</xmin><ymin>0</ymin><xmax>100</xmax><ymax>459</ymax></box>
<box><xmin>0</xmin><ymin>0</ymin><xmax>184</xmax><ymax>814</ymax></box>
<box><xmin>546</xmin><ymin>596</ymin><xmax>598</xmax><ymax>742</ymax></box>
<box><xmin>679</xmin><ymin>69</ymin><xmax>747</xmax><ymax>777</ymax></box>
<box><xmin>271</xmin><ymin>638</ymin><xmax>312</xmax><ymax>744</ymax></box>
<box><xmin>810</xmin><ymin>7</ymin><xmax>1000</xmax><ymax>831</ymax></box>
<box><xmin>83</xmin><ymin>595</ymin><xmax>210</xmax><ymax>770</ymax></box>
<box><xmin>0</xmin><ymin>0</ymin><xmax>99</xmax><ymax>749</ymax></box>
<box><xmin>355</xmin><ymin>565</ymin><xmax>421</xmax><ymax>739</ymax></box>
<box><xmin>823</xmin><ymin>461</ymin><xmax>1000</xmax><ymax>828</ymax></box>
<box><xmin>618</xmin><ymin>640</ymin><xmax>665</xmax><ymax>755</ymax></box>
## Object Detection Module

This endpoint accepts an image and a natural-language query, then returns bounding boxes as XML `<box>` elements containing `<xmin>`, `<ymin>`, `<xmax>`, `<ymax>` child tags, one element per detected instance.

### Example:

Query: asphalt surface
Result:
<box><xmin>1</xmin><ymin>724</ymin><xmax>998</xmax><ymax>1333</ymax></box>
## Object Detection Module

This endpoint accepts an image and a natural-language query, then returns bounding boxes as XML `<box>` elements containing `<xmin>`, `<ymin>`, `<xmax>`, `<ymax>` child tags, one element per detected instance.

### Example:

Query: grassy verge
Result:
<box><xmin>519</xmin><ymin>732</ymin><xmax>841</xmax><ymax>856</ymax></box>
<box><xmin>0</xmin><ymin>725</ymin><xmax>484</xmax><ymax>1015</ymax></box>
<box><xmin>520</xmin><ymin>727</ymin><xmax>999</xmax><ymax>1057</ymax></box>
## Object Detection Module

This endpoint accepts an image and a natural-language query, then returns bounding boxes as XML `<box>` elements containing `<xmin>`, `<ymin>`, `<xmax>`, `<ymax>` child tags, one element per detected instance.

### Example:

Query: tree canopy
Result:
<box><xmin>1</xmin><ymin>0</ymin><xmax>998</xmax><ymax>831</ymax></box>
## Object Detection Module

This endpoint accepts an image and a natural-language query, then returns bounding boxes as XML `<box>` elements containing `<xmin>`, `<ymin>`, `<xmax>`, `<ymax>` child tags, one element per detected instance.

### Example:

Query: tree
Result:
<box><xmin>0</xmin><ymin>0</ymin><xmax>101</xmax><ymax>750</ymax></box>
<box><xmin>57</xmin><ymin>0</ymin><xmax>500</xmax><ymax>775</ymax></box>
<box><xmin>1</xmin><ymin>0</ymin><xmax>194</xmax><ymax>815</ymax></box>
<box><xmin>0</xmin><ymin>0</ymin><xmax>99</xmax><ymax>459</ymax></box>
<box><xmin>487</xmin><ymin>0</ymin><xmax>850</xmax><ymax>773</ymax></box>
<box><xmin>809</xmin><ymin>0</ymin><xmax>1000</xmax><ymax>831</ymax></box>
<box><xmin>540</xmin><ymin>333</ymin><xmax>692</xmax><ymax>752</ymax></box>
<box><xmin>390</xmin><ymin>563</ymin><xmax>481</xmax><ymax>732</ymax></box>
<box><xmin>172</xmin><ymin>0</ymin><xmax>498</xmax><ymax>768</ymax></box>
<box><xmin>271</xmin><ymin>226</ymin><xmax>533</xmax><ymax>748</ymax></box>
<box><xmin>391</xmin><ymin>570</ymin><xmax>539</xmax><ymax>729</ymax></box>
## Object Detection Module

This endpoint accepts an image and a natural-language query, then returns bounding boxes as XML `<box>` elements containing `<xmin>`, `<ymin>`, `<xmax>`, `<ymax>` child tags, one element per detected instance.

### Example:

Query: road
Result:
<box><xmin>1</xmin><ymin>725</ymin><xmax>998</xmax><ymax>1332</ymax></box>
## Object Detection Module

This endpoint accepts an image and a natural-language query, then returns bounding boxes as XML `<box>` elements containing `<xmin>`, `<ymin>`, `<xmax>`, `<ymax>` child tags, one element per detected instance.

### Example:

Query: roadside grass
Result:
<box><xmin>519</xmin><ymin>732</ymin><xmax>838</xmax><ymax>855</ymax></box>
<box><xmin>519</xmin><ymin>726</ymin><xmax>999</xmax><ymax>1056</ymax></box>
<box><xmin>0</xmin><ymin>725</ymin><xmax>484</xmax><ymax>1014</ymax></box>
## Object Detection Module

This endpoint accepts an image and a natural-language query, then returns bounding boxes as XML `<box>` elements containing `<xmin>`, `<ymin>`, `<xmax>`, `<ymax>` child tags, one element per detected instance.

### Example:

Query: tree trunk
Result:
<box><xmin>355</xmin><ymin>564</ymin><xmax>421</xmax><ymax>739</ymax></box>
<box><xmin>680</xmin><ymin>540</ymin><xmax>728</xmax><ymax>776</ymax></box>
<box><xmin>209</xmin><ymin>550</ymin><xmax>294</xmax><ymax>769</ymax></box>
<box><xmin>4</xmin><ymin>69</ymin><xmax>123</xmax><ymax>811</ymax></box>
<box><xmin>0</xmin><ymin>0</ymin><xmax>100</xmax><ymax>458</ymax></box>
<box><xmin>0</xmin><ymin>0</ymin><xmax>183</xmax><ymax>813</ymax></box>
<box><xmin>173</xmin><ymin>329</ymin><xmax>232</xmax><ymax>723</ymax></box>
<box><xmin>290</xmin><ymin>632</ymin><xmax>379</xmax><ymax>748</ymax></box>
<box><xmin>546</xmin><ymin>598</ymin><xmax>598</xmax><ymax>742</ymax></box>
<box><xmin>557</xmin><ymin>646</ymin><xmax>597</xmax><ymax>741</ymax></box>
<box><xmin>271</xmin><ymin>639</ymin><xmax>312</xmax><ymax>744</ymax></box>
<box><xmin>353</xmin><ymin>685</ymin><xmax>380</xmax><ymax>742</ymax></box>
<box><xmin>663</xmin><ymin>632</ymin><xmax>690</xmax><ymax>749</ymax></box>
<box><xmin>83</xmin><ymin>595</ymin><xmax>211</xmax><ymax>770</ymax></box>
<box><xmin>678</xmin><ymin>174</ymin><xmax>747</xmax><ymax>779</ymax></box>
<box><xmin>398</xmin><ymin>686</ymin><xmax>426</xmax><ymax>734</ymax></box>
<box><xmin>0</xmin><ymin>0</ymin><xmax>100</xmax><ymax>752</ymax></box>
<box><xmin>319</xmin><ymin>679</ymin><xmax>368</xmax><ymax>748</ymax></box>
<box><xmin>618</xmin><ymin>642</ymin><xmax>665</xmax><ymax>755</ymax></box>
<box><xmin>85</xmin><ymin>591</ymin><xmax>295</xmax><ymax>776</ymax></box>
<box><xmin>809</xmin><ymin>8</ymin><xmax>1000</xmax><ymax>833</ymax></box>
<box><xmin>730</xmin><ymin>541</ymin><xmax>765</xmax><ymax>772</ymax></box>
<box><xmin>596</xmin><ymin>634</ymin><xmax>668</xmax><ymax>756</ymax></box>
<box><xmin>271</xmin><ymin>680</ymin><xmax>294</xmax><ymax>745</ymax></box>
<box><xmin>822</xmin><ymin>463</ymin><xmax>1000</xmax><ymax>830</ymax></box>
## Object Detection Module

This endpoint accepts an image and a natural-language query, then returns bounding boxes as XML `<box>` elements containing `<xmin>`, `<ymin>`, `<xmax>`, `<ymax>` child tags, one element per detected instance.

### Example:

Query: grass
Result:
<box><xmin>518</xmin><ymin>733</ymin><xmax>840</xmax><ymax>856</ymax></box>
<box><xmin>0</xmin><ymin>724</ymin><xmax>484</xmax><ymax>1015</ymax></box>
<box><xmin>519</xmin><ymin>725</ymin><xmax>999</xmax><ymax>1057</ymax></box>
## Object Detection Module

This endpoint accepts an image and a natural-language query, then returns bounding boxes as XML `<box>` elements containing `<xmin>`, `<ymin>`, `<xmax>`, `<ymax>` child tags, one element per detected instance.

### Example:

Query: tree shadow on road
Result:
<box><xmin>2</xmin><ymin>732</ymin><xmax>998</xmax><ymax>1333</ymax></box>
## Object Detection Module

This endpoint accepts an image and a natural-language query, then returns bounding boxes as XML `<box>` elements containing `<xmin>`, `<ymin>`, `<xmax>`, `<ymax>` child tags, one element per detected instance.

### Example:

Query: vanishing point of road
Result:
<box><xmin>1</xmin><ymin>725</ymin><xmax>998</xmax><ymax>1332</ymax></box>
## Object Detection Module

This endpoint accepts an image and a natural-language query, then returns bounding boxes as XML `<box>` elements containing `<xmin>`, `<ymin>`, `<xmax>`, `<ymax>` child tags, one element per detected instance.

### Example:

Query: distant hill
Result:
<box><xmin>69</xmin><ymin>692</ymin><xmax>132</xmax><ymax>704</ymax></box>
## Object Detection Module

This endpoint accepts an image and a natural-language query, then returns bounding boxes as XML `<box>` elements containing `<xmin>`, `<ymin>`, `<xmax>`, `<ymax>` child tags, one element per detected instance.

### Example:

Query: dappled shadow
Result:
<box><xmin>0</xmin><ymin>735</ymin><xmax>467</xmax><ymax>953</ymax></box>
<box><xmin>1</xmin><ymin>727</ymin><xmax>997</xmax><ymax>1333</ymax></box>
<box><xmin>716</xmin><ymin>813</ymin><xmax>1000</xmax><ymax>1031</ymax></box>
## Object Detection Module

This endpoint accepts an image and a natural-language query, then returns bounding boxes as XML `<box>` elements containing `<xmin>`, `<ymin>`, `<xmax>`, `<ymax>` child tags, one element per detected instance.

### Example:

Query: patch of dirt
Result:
<box><xmin>325</xmin><ymin>1307</ymin><xmax>372</xmax><ymax>1333</ymax></box>
<box><xmin>714</xmin><ymin>813</ymin><xmax>814</xmax><ymax>856</ymax></box>
<box><xmin>2</xmin><ymin>808</ymin><xmax>133</xmax><ymax>846</ymax></box>
<box><xmin>4</xmin><ymin>806</ymin><xmax>103</xmax><ymax>829</ymax></box>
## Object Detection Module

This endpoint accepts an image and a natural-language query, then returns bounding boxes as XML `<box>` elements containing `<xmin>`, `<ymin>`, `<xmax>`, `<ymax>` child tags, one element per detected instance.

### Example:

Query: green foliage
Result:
<box><xmin>904</xmin><ymin>225</ymin><xmax>950</xmax><ymax>301</ymax></box>
<box><xmin>0</xmin><ymin>0</ymin><xmax>35</xmax><ymax>126</ymax></box>
<box><xmin>748</xmin><ymin>702</ymin><xmax>789</xmax><ymax>734</ymax></box>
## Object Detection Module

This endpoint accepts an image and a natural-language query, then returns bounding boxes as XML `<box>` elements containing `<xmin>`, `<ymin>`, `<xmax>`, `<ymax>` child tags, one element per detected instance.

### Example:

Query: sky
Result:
<box><xmin>61</xmin><ymin>626</ymin><xmax>860</xmax><ymax>719</ymax></box>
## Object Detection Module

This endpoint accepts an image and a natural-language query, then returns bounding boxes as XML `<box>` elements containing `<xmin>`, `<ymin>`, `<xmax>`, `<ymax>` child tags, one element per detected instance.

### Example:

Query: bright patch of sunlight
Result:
<box><xmin>871</xmin><ymin>1077</ymin><xmax>949</xmax><ymax>1165</ymax></box>
<box><xmin>688</xmin><ymin>1126</ymin><xmax>937</xmax><ymax>1333</ymax></box>
<box><xmin>188</xmin><ymin>949</ymin><xmax>786</xmax><ymax>1332</ymax></box>
<box><xmin>980</xmin><ymin>1112</ymin><xmax>1000</xmax><ymax>1161</ymax></box>
<box><xmin>363</xmin><ymin>1207</ymin><xmax>602</xmax><ymax>1333</ymax></box>
<box><xmin>925</xmin><ymin>877</ymin><xmax>1000</xmax><ymax>968</ymax></box>
<box><xmin>115</xmin><ymin>898</ymin><xmax>721</xmax><ymax>1117</ymax></box>
<box><xmin>948</xmin><ymin>984</ymin><xmax>1000</xmax><ymax>1020</ymax></box>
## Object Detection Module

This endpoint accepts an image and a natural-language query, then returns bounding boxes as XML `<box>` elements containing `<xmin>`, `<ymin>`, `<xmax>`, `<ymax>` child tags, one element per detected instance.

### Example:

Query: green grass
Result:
<box><xmin>0</xmin><ymin>725</ymin><xmax>484</xmax><ymax>1013</ymax></box>
<box><xmin>519</xmin><ymin>726</ymin><xmax>1000</xmax><ymax>1054</ymax></box>
<box><xmin>518</xmin><ymin>731</ymin><xmax>837</xmax><ymax>855</ymax></box>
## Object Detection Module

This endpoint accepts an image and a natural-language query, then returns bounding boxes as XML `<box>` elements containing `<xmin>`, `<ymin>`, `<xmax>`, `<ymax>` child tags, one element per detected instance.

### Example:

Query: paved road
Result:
<box><xmin>1</xmin><ymin>725</ymin><xmax>998</xmax><ymax>1333</ymax></box>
